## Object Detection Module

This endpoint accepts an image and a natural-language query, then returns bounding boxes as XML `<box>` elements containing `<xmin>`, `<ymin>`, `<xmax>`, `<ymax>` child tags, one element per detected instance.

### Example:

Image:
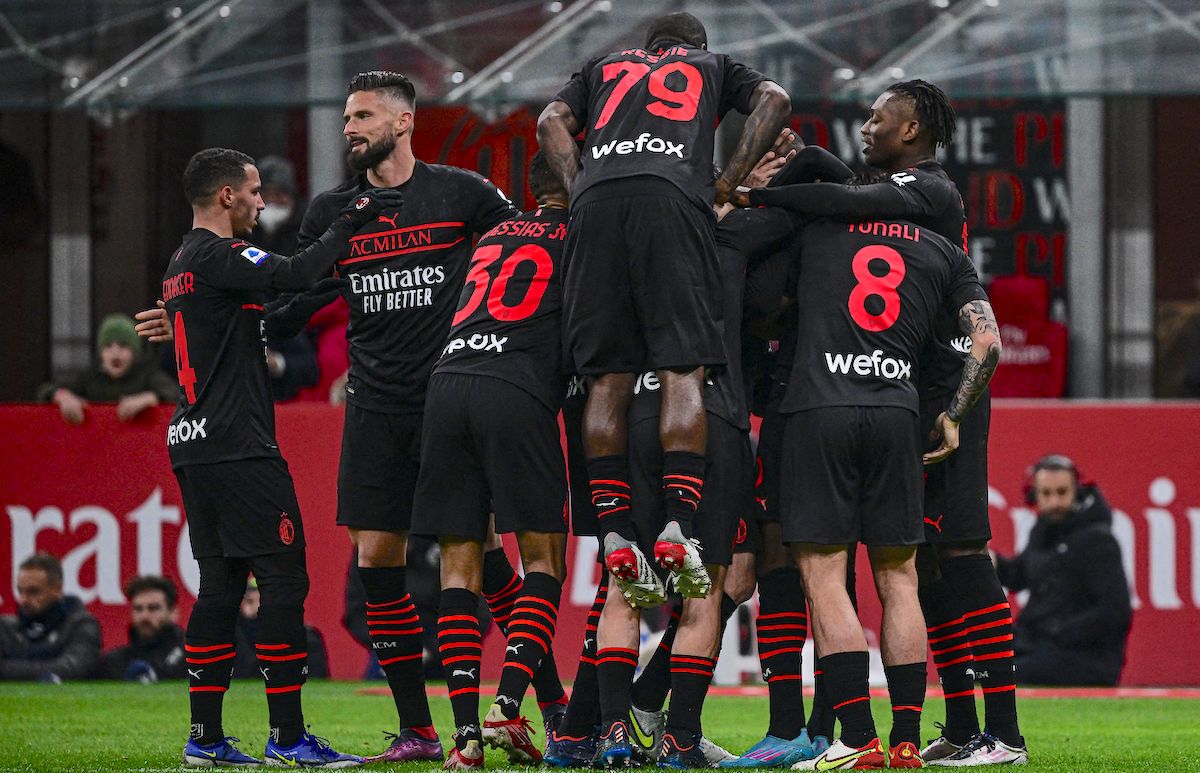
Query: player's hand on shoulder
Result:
<box><xmin>340</xmin><ymin>187</ymin><xmax>404</xmax><ymax>228</ymax></box>
<box><xmin>922</xmin><ymin>411</ymin><xmax>960</xmax><ymax>465</ymax></box>
<box><xmin>135</xmin><ymin>301</ymin><xmax>172</xmax><ymax>343</ymax></box>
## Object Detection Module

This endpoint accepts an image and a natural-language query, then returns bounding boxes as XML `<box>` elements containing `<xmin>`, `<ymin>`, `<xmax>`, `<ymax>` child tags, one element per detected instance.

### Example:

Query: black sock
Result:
<box><xmin>818</xmin><ymin>652</ymin><xmax>875</xmax><ymax>748</ymax></box>
<box><xmin>884</xmin><ymin>662</ymin><xmax>926</xmax><ymax>747</ymax></box>
<box><xmin>359</xmin><ymin>566</ymin><xmax>433</xmax><ymax>731</ymax></box>
<box><xmin>589</xmin><ymin>456</ymin><xmax>635</xmax><ymax>541</ymax></box>
<box><xmin>496</xmin><ymin>572</ymin><xmax>562</xmax><ymax>719</ymax></box>
<box><xmin>560</xmin><ymin>583</ymin><xmax>606</xmax><ymax>737</ymax></box>
<box><xmin>807</xmin><ymin>664</ymin><xmax>834</xmax><ymax>741</ymax></box>
<box><xmin>664</xmin><ymin>654</ymin><xmax>715</xmax><ymax>737</ymax></box>
<box><xmin>631</xmin><ymin>601</ymin><xmax>680</xmax><ymax>712</ymax></box>
<box><xmin>921</xmin><ymin>577</ymin><xmax>979</xmax><ymax>745</ymax></box>
<box><xmin>757</xmin><ymin>568</ymin><xmax>808</xmax><ymax>740</ymax></box>
<box><xmin>941</xmin><ymin>554</ymin><xmax>1023</xmax><ymax>748</ymax></box>
<box><xmin>661</xmin><ymin>451</ymin><xmax>705</xmax><ymax>539</ymax></box>
<box><xmin>438</xmin><ymin>588</ymin><xmax>483</xmax><ymax>751</ymax></box>
<box><xmin>186</xmin><ymin>639</ymin><xmax>235</xmax><ymax>745</ymax></box>
<box><xmin>597</xmin><ymin>647</ymin><xmax>639</xmax><ymax>725</ymax></box>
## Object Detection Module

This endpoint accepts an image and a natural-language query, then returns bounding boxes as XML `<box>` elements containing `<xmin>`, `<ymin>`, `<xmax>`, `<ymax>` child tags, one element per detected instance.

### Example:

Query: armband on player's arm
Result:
<box><xmin>269</xmin><ymin>188</ymin><xmax>404</xmax><ymax>291</ymax></box>
<box><xmin>536</xmin><ymin>101</ymin><xmax>582</xmax><ymax>194</ymax></box>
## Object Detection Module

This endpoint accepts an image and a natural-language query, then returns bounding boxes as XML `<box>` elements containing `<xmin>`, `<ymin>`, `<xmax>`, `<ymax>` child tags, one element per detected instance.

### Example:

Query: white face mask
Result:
<box><xmin>258</xmin><ymin>203</ymin><xmax>293</xmax><ymax>233</ymax></box>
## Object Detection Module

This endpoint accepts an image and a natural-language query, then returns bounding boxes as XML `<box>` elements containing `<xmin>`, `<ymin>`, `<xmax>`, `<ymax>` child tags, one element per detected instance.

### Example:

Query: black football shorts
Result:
<box><xmin>628</xmin><ymin>412</ymin><xmax>750</xmax><ymax>567</ymax></box>
<box><xmin>176</xmin><ymin>456</ymin><xmax>304</xmax><ymax>559</ymax></box>
<box><xmin>410</xmin><ymin>373</ymin><xmax>568</xmax><ymax>541</ymax></box>
<box><xmin>562</xmin><ymin>177</ymin><xmax>724</xmax><ymax>375</ymax></box>
<box><xmin>337</xmin><ymin>402</ymin><xmax>422</xmax><ymax>532</ymax></box>
<box><xmin>920</xmin><ymin>393</ymin><xmax>991</xmax><ymax>544</ymax></box>
<box><xmin>780</xmin><ymin>406</ymin><xmax>923</xmax><ymax>547</ymax></box>
<box><xmin>753</xmin><ymin>395</ymin><xmax>785</xmax><ymax>523</ymax></box>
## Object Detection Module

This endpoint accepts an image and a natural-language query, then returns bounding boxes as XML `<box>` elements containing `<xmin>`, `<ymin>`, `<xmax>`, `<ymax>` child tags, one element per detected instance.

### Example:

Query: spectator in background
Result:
<box><xmin>100</xmin><ymin>576</ymin><xmax>187</xmax><ymax>682</ymax></box>
<box><xmin>252</xmin><ymin>156</ymin><xmax>307</xmax><ymax>255</ymax></box>
<box><xmin>233</xmin><ymin>577</ymin><xmax>329</xmax><ymax>679</ymax></box>
<box><xmin>0</xmin><ymin>553</ymin><xmax>101</xmax><ymax>682</ymax></box>
<box><xmin>40</xmin><ymin>313</ymin><xmax>176</xmax><ymax>424</ymax></box>
<box><xmin>266</xmin><ymin>331</ymin><xmax>319</xmax><ymax>402</ymax></box>
<box><xmin>994</xmin><ymin>455</ymin><xmax>1132</xmax><ymax>686</ymax></box>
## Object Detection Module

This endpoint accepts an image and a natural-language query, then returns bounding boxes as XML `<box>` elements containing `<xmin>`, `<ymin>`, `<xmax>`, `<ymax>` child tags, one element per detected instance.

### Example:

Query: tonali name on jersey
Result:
<box><xmin>433</xmin><ymin>206</ymin><xmax>570</xmax><ymax>412</ymax></box>
<box><xmin>298</xmin><ymin>162</ymin><xmax>517</xmax><ymax>414</ymax></box>
<box><xmin>556</xmin><ymin>43</ymin><xmax>766</xmax><ymax>212</ymax></box>
<box><xmin>781</xmin><ymin>219</ymin><xmax>984</xmax><ymax>416</ymax></box>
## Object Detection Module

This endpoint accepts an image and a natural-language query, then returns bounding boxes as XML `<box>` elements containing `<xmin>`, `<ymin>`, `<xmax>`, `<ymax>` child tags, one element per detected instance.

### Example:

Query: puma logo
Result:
<box><xmin>260</xmin><ymin>667</ymin><xmax>270</xmax><ymax>680</ymax></box>
<box><xmin>187</xmin><ymin>668</ymin><xmax>203</xmax><ymax>680</ymax></box>
<box><xmin>923</xmin><ymin>515</ymin><xmax>945</xmax><ymax>532</ymax></box>
<box><xmin>378</xmin><ymin>212</ymin><xmax>399</xmax><ymax>228</ymax></box>
<box><xmin>506</xmin><ymin>643</ymin><xmax>523</xmax><ymax>655</ymax></box>
<box><xmin>452</xmin><ymin>668</ymin><xmax>478</xmax><ymax>679</ymax></box>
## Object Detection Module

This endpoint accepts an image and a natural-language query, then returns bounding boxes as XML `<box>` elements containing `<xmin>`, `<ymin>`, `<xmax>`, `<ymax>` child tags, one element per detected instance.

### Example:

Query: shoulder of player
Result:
<box><xmin>307</xmin><ymin>176</ymin><xmax>367</xmax><ymax>214</ymax></box>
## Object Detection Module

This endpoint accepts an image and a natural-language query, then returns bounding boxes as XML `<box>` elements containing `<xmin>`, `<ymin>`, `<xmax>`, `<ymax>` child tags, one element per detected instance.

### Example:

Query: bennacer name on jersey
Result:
<box><xmin>348</xmin><ymin>264</ymin><xmax>447</xmax><ymax>313</ymax></box>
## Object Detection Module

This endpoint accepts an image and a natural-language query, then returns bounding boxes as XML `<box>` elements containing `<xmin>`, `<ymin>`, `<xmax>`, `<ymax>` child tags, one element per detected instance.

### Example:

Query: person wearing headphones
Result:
<box><xmin>993</xmin><ymin>454</ymin><xmax>1132</xmax><ymax>686</ymax></box>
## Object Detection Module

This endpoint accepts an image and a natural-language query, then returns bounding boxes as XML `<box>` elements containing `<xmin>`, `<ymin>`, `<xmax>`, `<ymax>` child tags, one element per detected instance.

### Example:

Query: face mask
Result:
<box><xmin>258</xmin><ymin>203</ymin><xmax>293</xmax><ymax>232</ymax></box>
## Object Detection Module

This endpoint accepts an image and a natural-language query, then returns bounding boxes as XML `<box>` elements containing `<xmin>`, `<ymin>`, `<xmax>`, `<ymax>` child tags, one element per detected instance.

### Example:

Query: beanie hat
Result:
<box><xmin>97</xmin><ymin>314</ymin><xmax>141</xmax><ymax>357</ymax></box>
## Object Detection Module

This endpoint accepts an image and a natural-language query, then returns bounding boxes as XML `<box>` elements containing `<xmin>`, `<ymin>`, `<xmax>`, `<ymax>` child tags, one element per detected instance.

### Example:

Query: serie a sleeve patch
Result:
<box><xmin>241</xmin><ymin>246</ymin><xmax>270</xmax><ymax>265</ymax></box>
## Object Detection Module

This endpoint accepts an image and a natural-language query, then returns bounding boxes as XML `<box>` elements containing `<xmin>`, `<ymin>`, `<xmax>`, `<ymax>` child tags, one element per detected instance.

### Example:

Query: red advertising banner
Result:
<box><xmin>2</xmin><ymin>403</ymin><xmax>1198</xmax><ymax>685</ymax></box>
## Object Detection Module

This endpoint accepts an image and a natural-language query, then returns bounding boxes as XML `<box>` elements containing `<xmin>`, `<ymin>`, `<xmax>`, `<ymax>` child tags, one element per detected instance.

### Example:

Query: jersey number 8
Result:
<box><xmin>848</xmin><ymin>245</ymin><xmax>906</xmax><ymax>332</ymax></box>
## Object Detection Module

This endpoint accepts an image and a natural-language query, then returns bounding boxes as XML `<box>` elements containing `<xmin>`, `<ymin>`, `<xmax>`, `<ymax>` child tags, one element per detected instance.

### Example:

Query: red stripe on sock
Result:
<box><xmin>188</xmin><ymin>686</ymin><xmax>227</xmax><ymax>693</ymax></box>
<box><xmin>365</xmin><ymin>597</ymin><xmax>412</xmax><ymax>609</ymax></box>
<box><xmin>378</xmin><ymin>653</ymin><xmax>423</xmax><ymax>665</ymax></box>
<box><xmin>671</xmin><ymin>667</ymin><xmax>714</xmax><ymax>676</ymax></box>
<box><xmin>438</xmin><ymin>615</ymin><xmax>480</xmax><ymax>624</ymax></box>
<box><xmin>441</xmin><ymin>654</ymin><xmax>482</xmax><ymax>666</ymax></box>
<box><xmin>449</xmin><ymin>687</ymin><xmax>480</xmax><ymax>698</ymax></box>
<box><xmin>973</xmin><ymin>650</ymin><xmax>1016</xmax><ymax>662</ymax></box>
<box><xmin>892</xmin><ymin>705</ymin><xmax>923</xmax><ymax>712</ymax></box>
<box><xmin>760</xmin><ymin>646</ymin><xmax>804</xmax><ymax>657</ymax></box>
<box><xmin>757</xmin><ymin>612</ymin><xmax>808</xmax><ymax>621</ymax></box>
<box><xmin>438</xmin><ymin>641</ymin><xmax>482</xmax><ymax>651</ymax></box>
<box><xmin>963</xmin><ymin>602</ymin><xmax>1010</xmax><ymax>620</ymax></box>
<box><xmin>504</xmin><ymin>661</ymin><xmax>536</xmax><ymax>678</ymax></box>
<box><xmin>255</xmin><ymin>643</ymin><xmax>290</xmax><ymax>651</ymax></box>
<box><xmin>767</xmin><ymin>675</ymin><xmax>803</xmax><ymax>683</ymax></box>
<box><xmin>187</xmin><ymin>652</ymin><xmax>236</xmax><ymax>665</ymax></box>
<box><xmin>257</xmin><ymin>652</ymin><xmax>307</xmax><ymax>662</ymax></box>
<box><xmin>941</xmin><ymin>688</ymin><xmax>976</xmax><ymax>699</ymax></box>
<box><xmin>982</xmin><ymin>684</ymin><xmax>1017</xmax><ymax>694</ymax></box>
<box><xmin>186</xmin><ymin>643</ymin><xmax>234</xmax><ymax>653</ymax></box>
<box><xmin>265</xmin><ymin>685</ymin><xmax>302</xmax><ymax>694</ymax></box>
<box><xmin>833</xmin><ymin>695</ymin><xmax>870</xmax><ymax>711</ymax></box>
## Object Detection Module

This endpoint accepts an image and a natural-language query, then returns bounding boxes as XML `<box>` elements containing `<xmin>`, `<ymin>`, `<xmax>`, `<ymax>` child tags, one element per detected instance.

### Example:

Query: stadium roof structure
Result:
<box><xmin>2</xmin><ymin>0</ymin><xmax>1200</xmax><ymax>112</ymax></box>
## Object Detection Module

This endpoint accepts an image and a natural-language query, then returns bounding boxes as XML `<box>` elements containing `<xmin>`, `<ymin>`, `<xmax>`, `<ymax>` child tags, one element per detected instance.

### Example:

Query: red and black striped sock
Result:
<box><xmin>597</xmin><ymin>647</ymin><xmax>639</xmax><ymax>726</ymax></box>
<box><xmin>942</xmin><ymin>554</ymin><xmax>1023</xmax><ymax>748</ymax></box>
<box><xmin>756</xmin><ymin>567</ymin><xmax>808</xmax><ymax>740</ymax></box>
<box><xmin>359</xmin><ymin>566</ymin><xmax>433</xmax><ymax>731</ymax></box>
<box><xmin>922</xmin><ymin>578</ymin><xmax>979</xmax><ymax>745</ymax></box>
<box><xmin>818</xmin><ymin>651</ymin><xmax>876</xmax><ymax>748</ymax></box>
<box><xmin>664</xmin><ymin>654</ymin><xmax>716</xmax><ymax>737</ymax></box>
<box><xmin>589</xmin><ymin>456</ymin><xmax>636</xmax><ymax>542</ymax></box>
<box><xmin>185</xmin><ymin>640</ymin><xmax>236</xmax><ymax>745</ymax></box>
<box><xmin>439</xmin><ymin>588</ymin><xmax>483</xmax><ymax>751</ymax></box>
<box><xmin>256</xmin><ymin>639</ymin><xmax>307</xmax><ymax>747</ymax></box>
<box><xmin>662</xmin><ymin>451</ymin><xmax>705</xmax><ymax>540</ymax></box>
<box><xmin>884</xmin><ymin>662</ymin><xmax>926</xmax><ymax>747</ymax></box>
<box><xmin>558</xmin><ymin>583</ymin><xmax>607</xmax><ymax>737</ymax></box>
<box><xmin>483</xmin><ymin>549</ymin><xmax>567</xmax><ymax>713</ymax></box>
<box><xmin>631</xmin><ymin>601</ymin><xmax>681</xmax><ymax>712</ymax></box>
<box><xmin>496</xmin><ymin>572</ymin><xmax>562</xmax><ymax>719</ymax></box>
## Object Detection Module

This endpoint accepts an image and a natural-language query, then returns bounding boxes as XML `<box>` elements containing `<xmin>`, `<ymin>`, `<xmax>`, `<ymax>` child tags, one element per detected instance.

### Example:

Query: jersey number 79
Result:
<box><xmin>594</xmin><ymin>61</ymin><xmax>703</xmax><ymax>130</ymax></box>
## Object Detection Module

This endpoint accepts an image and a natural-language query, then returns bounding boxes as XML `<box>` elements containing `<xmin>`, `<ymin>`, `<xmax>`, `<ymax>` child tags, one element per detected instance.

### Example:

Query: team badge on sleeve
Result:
<box><xmin>241</xmin><ymin>246</ymin><xmax>270</xmax><ymax>265</ymax></box>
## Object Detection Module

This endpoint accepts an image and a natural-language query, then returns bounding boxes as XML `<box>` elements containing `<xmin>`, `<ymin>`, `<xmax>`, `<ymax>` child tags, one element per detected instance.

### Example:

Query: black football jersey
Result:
<box><xmin>781</xmin><ymin>219</ymin><xmax>984</xmax><ymax>415</ymax></box>
<box><xmin>555</xmin><ymin>42</ymin><xmax>765</xmax><ymax>212</ymax></box>
<box><xmin>160</xmin><ymin>230</ymin><xmax>318</xmax><ymax>467</ymax></box>
<box><xmin>433</xmin><ymin>206</ymin><xmax>569</xmax><ymax>411</ymax></box>
<box><xmin>299</xmin><ymin>162</ymin><xmax>519</xmax><ymax>414</ymax></box>
<box><xmin>628</xmin><ymin>206</ymin><xmax>796</xmax><ymax>430</ymax></box>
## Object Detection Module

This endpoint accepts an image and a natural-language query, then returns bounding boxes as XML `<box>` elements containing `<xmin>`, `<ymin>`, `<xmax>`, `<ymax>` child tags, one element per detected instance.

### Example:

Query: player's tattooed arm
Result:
<box><xmin>715</xmin><ymin>81</ymin><xmax>791</xmax><ymax>205</ymax></box>
<box><xmin>925</xmin><ymin>299</ymin><xmax>1002</xmax><ymax>464</ymax></box>
<box><xmin>536</xmin><ymin>100</ymin><xmax>582</xmax><ymax>194</ymax></box>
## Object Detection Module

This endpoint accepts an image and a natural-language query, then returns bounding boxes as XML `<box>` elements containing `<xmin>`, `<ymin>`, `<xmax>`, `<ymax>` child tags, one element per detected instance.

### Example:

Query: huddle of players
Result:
<box><xmin>141</xmin><ymin>9</ymin><xmax>1026</xmax><ymax>771</ymax></box>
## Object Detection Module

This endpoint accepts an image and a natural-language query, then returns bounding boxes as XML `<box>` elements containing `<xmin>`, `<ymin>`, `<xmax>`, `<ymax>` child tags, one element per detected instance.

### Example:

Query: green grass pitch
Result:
<box><xmin>1</xmin><ymin>681</ymin><xmax>1198</xmax><ymax>771</ymax></box>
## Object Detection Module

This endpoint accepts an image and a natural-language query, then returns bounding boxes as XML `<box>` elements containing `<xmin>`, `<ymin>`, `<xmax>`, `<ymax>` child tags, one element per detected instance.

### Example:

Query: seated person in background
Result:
<box><xmin>994</xmin><ymin>455</ymin><xmax>1132</xmax><ymax>686</ymax></box>
<box><xmin>100</xmin><ymin>575</ymin><xmax>186</xmax><ymax>682</ymax></box>
<box><xmin>233</xmin><ymin>577</ymin><xmax>329</xmax><ymax>679</ymax></box>
<box><xmin>40</xmin><ymin>313</ymin><xmax>176</xmax><ymax>424</ymax></box>
<box><xmin>0</xmin><ymin>553</ymin><xmax>101</xmax><ymax>682</ymax></box>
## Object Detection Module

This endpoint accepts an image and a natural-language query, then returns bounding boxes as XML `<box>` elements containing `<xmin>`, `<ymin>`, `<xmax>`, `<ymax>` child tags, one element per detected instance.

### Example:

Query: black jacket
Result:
<box><xmin>100</xmin><ymin>623</ymin><xmax>187</xmax><ymax>681</ymax></box>
<box><xmin>0</xmin><ymin>596</ymin><xmax>101</xmax><ymax>681</ymax></box>
<box><xmin>997</xmin><ymin>485</ymin><xmax>1132</xmax><ymax>684</ymax></box>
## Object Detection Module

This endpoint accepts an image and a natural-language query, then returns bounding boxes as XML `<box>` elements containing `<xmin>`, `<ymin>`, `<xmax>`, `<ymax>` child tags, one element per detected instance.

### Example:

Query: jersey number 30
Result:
<box><xmin>453</xmin><ymin>243</ymin><xmax>553</xmax><ymax>326</ymax></box>
<box><xmin>848</xmin><ymin>245</ymin><xmax>906</xmax><ymax>332</ymax></box>
<box><xmin>173</xmin><ymin>311</ymin><xmax>198</xmax><ymax>403</ymax></box>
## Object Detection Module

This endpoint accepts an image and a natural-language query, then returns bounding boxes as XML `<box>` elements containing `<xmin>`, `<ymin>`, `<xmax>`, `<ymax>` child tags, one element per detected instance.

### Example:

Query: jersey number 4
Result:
<box><xmin>848</xmin><ymin>245</ymin><xmax>906</xmax><ymax>332</ymax></box>
<box><xmin>173</xmin><ymin>311</ymin><xmax>198</xmax><ymax>403</ymax></box>
<box><xmin>453</xmin><ymin>243</ymin><xmax>553</xmax><ymax>326</ymax></box>
<box><xmin>594</xmin><ymin>61</ymin><xmax>703</xmax><ymax>130</ymax></box>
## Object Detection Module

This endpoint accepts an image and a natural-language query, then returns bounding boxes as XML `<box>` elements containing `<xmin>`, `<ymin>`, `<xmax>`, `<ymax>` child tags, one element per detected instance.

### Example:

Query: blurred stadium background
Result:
<box><xmin>1</xmin><ymin>0</ymin><xmax>1198</xmax><ymax>688</ymax></box>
